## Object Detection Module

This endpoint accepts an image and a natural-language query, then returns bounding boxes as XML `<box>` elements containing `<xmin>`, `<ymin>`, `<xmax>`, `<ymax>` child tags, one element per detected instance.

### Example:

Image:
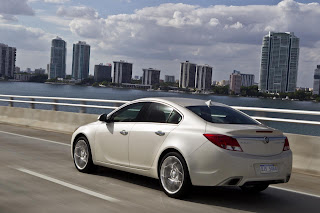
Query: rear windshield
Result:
<box><xmin>186</xmin><ymin>105</ymin><xmax>259</xmax><ymax>125</ymax></box>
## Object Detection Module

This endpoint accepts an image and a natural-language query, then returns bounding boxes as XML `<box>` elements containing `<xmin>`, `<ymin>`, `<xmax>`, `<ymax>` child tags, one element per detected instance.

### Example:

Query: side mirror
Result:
<box><xmin>98</xmin><ymin>114</ymin><xmax>107</xmax><ymax>122</ymax></box>
<box><xmin>98</xmin><ymin>114</ymin><xmax>113</xmax><ymax>123</ymax></box>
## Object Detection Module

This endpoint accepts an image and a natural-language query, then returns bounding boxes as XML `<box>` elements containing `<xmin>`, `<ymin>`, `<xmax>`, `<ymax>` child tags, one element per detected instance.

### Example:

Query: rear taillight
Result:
<box><xmin>203</xmin><ymin>134</ymin><xmax>243</xmax><ymax>152</ymax></box>
<box><xmin>283</xmin><ymin>137</ymin><xmax>290</xmax><ymax>151</ymax></box>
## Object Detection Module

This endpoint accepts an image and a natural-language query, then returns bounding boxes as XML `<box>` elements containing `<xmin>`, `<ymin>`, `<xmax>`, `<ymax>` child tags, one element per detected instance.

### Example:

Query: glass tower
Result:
<box><xmin>72</xmin><ymin>41</ymin><xmax>90</xmax><ymax>80</ymax></box>
<box><xmin>259</xmin><ymin>32</ymin><xmax>299</xmax><ymax>93</ymax></box>
<box><xmin>49</xmin><ymin>37</ymin><xmax>66</xmax><ymax>79</ymax></box>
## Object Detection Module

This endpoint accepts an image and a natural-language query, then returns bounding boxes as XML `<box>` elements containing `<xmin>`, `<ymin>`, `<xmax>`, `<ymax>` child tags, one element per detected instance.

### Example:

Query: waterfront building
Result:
<box><xmin>48</xmin><ymin>37</ymin><xmax>66</xmax><ymax>79</ymax></box>
<box><xmin>259</xmin><ymin>32</ymin><xmax>300</xmax><ymax>93</ymax></box>
<box><xmin>121</xmin><ymin>83</ymin><xmax>151</xmax><ymax>90</ymax></box>
<box><xmin>230</xmin><ymin>71</ymin><xmax>242</xmax><ymax>94</ymax></box>
<box><xmin>0</xmin><ymin>43</ymin><xmax>16</xmax><ymax>78</ymax></box>
<box><xmin>313</xmin><ymin>65</ymin><xmax>320</xmax><ymax>95</ymax></box>
<box><xmin>112</xmin><ymin>60</ymin><xmax>132</xmax><ymax>84</ymax></box>
<box><xmin>35</xmin><ymin>68</ymin><xmax>46</xmax><ymax>75</ymax></box>
<box><xmin>15</xmin><ymin>66</ymin><xmax>20</xmax><ymax>73</ymax></box>
<box><xmin>234</xmin><ymin>70</ymin><xmax>255</xmax><ymax>87</ymax></box>
<box><xmin>14</xmin><ymin>73</ymin><xmax>35</xmax><ymax>81</ymax></box>
<box><xmin>134</xmin><ymin>75</ymin><xmax>140</xmax><ymax>80</ymax></box>
<box><xmin>179</xmin><ymin>61</ymin><xmax>197</xmax><ymax>88</ymax></box>
<box><xmin>72</xmin><ymin>41</ymin><xmax>90</xmax><ymax>80</ymax></box>
<box><xmin>196</xmin><ymin>65</ymin><xmax>213</xmax><ymax>90</ymax></box>
<box><xmin>241</xmin><ymin>73</ymin><xmax>255</xmax><ymax>87</ymax></box>
<box><xmin>94</xmin><ymin>63</ymin><xmax>112</xmax><ymax>82</ymax></box>
<box><xmin>165</xmin><ymin>75</ymin><xmax>175</xmax><ymax>83</ymax></box>
<box><xmin>142</xmin><ymin>68</ymin><xmax>160</xmax><ymax>85</ymax></box>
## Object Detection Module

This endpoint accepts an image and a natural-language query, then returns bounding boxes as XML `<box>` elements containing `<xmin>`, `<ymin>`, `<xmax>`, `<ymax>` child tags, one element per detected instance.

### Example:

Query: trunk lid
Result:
<box><xmin>205</xmin><ymin>123</ymin><xmax>285</xmax><ymax>156</ymax></box>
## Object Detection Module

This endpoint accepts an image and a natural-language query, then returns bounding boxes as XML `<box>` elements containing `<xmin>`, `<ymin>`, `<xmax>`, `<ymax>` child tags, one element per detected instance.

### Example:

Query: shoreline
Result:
<box><xmin>0</xmin><ymin>80</ymin><xmax>319</xmax><ymax>103</ymax></box>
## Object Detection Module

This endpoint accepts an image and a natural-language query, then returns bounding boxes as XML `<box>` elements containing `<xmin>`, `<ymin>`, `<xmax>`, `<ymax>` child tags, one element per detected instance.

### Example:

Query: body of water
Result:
<box><xmin>0</xmin><ymin>82</ymin><xmax>319</xmax><ymax>136</ymax></box>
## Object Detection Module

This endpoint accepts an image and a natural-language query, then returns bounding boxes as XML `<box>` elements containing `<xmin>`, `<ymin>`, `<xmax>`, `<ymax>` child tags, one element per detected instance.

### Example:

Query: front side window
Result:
<box><xmin>112</xmin><ymin>102</ymin><xmax>145</xmax><ymax>122</ymax></box>
<box><xmin>187</xmin><ymin>105</ymin><xmax>258</xmax><ymax>125</ymax></box>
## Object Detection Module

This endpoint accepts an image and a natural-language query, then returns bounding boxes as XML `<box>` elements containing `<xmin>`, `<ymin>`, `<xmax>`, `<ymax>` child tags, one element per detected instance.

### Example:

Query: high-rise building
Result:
<box><xmin>15</xmin><ymin>66</ymin><xmax>20</xmax><ymax>73</ymax></box>
<box><xmin>113</xmin><ymin>61</ymin><xmax>132</xmax><ymax>84</ymax></box>
<box><xmin>142</xmin><ymin>68</ymin><xmax>160</xmax><ymax>85</ymax></box>
<box><xmin>0</xmin><ymin>43</ymin><xmax>16</xmax><ymax>78</ymax></box>
<box><xmin>165</xmin><ymin>75</ymin><xmax>175</xmax><ymax>83</ymax></box>
<box><xmin>230</xmin><ymin>71</ymin><xmax>242</xmax><ymax>94</ymax></box>
<box><xmin>313</xmin><ymin>65</ymin><xmax>320</xmax><ymax>95</ymax></box>
<box><xmin>179</xmin><ymin>61</ymin><xmax>197</xmax><ymax>88</ymax></box>
<box><xmin>259</xmin><ymin>32</ymin><xmax>300</xmax><ymax>93</ymax></box>
<box><xmin>94</xmin><ymin>63</ymin><xmax>112</xmax><ymax>82</ymax></box>
<box><xmin>72</xmin><ymin>41</ymin><xmax>90</xmax><ymax>80</ymax></box>
<box><xmin>233</xmin><ymin>70</ymin><xmax>255</xmax><ymax>87</ymax></box>
<box><xmin>48</xmin><ymin>37</ymin><xmax>66</xmax><ymax>79</ymax></box>
<box><xmin>196</xmin><ymin>65</ymin><xmax>212</xmax><ymax>90</ymax></box>
<box><xmin>35</xmin><ymin>68</ymin><xmax>46</xmax><ymax>75</ymax></box>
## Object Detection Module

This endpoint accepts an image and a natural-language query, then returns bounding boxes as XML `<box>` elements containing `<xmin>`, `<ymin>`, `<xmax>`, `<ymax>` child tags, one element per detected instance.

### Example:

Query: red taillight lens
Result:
<box><xmin>283</xmin><ymin>137</ymin><xmax>290</xmax><ymax>151</ymax></box>
<box><xmin>203</xmin><ymin>134</ymin><xmax>243</xmax><ymax>152</ymax></box>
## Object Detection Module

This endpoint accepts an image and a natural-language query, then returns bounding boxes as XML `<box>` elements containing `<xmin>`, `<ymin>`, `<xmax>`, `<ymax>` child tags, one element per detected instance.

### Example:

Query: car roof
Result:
<box><xmin>135</xmin><ymin>97</ymin><xmax>228</xmax><ymax>107</ymax></box>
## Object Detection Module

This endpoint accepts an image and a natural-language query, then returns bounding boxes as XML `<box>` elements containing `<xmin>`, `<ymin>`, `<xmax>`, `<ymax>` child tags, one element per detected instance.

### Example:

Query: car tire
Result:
<box><xmin>159</xmin><ymin>152</ymin><xmax>191</xmax><ymax>198</ymax></box>
<box><xmin>73</xmin><ymin>136</ymin><xmax>95</xmax><ymax>173</ymax></box>
<box><xmin>240</xmin><ymin>184</ymin><xmax>269</xmax><ymax>193</ymax></box>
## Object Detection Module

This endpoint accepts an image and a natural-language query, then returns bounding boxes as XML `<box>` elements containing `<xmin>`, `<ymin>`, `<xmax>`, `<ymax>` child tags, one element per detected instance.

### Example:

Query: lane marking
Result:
<box><xmin>270</xmin><ymin>186</ymin><xmax>320</xmax><ymax>199</ymax></box>
<box><xmin>0</xmin><ymin>130</ymin><xmax>71</xmax><ymax>147</ymax></box>
<box><xmin>15</xmin><ymin>167</ymin><xmax>120</xmax><ymax>203</ymax></box>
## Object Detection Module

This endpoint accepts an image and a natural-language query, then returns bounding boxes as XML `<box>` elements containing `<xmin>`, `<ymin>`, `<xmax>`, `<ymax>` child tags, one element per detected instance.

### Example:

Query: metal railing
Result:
<box><xmin>0</xmin><ymin>94</ymin><xmax>320</xmax><ymax>125</ymax></box>
<box><xmin>0</xmin><ymin>94</ymin><xmax>128</xmax><ymax>113</ymax></box>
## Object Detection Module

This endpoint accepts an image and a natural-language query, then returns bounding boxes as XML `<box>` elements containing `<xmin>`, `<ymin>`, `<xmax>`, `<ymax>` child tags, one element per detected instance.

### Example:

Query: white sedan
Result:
<box><xmin>71</xmin><ymin>97</ymin><xmax>292</xmax><ymax>198</ymax></box>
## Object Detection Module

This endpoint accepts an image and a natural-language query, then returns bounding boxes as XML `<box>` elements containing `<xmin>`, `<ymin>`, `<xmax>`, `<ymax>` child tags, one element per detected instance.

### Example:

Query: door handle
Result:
<box><xmin>155</xmin><ymin>131</ymin><xmax>165</xmax><ymax>136</ymax></box>
<box><xmin>120</xmin><ymin>130</ymin><xmax>128</xmax><ymax>135</ymax></box>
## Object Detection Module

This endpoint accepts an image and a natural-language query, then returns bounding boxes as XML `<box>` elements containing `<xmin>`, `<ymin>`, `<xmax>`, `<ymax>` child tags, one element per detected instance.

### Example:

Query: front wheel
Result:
<box><xmin>240</xmin><ymin>184</ymin><xmax>269</xmax><ymax>193</ymax></box>
<box><xmin>73</xmin><ymin>136</ymin><xmax>95</xmax><ymax>173</ymax></box>
<box><xmin>159</xmin><ymin>152</ymin><xmax>191</xmax><ymax>198</ymax></box>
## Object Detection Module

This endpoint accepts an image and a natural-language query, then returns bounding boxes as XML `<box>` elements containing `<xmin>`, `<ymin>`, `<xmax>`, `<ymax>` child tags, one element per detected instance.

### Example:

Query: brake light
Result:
<box><xmin>283</xmin><ymin>137</ymin><xmax>290</xmax><ymax>151</ymax></box>
<box><xmin>203</xmin><ymin>134</ymin><xmax>243</xmax><ymax>152</ymax></box>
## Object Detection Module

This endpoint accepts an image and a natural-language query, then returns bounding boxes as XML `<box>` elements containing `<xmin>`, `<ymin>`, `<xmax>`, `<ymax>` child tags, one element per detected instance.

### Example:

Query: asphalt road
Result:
<box><xmin>0</xmin><ymin>123</ymin><xmax>319</xmax><ymax>213</ymax></box>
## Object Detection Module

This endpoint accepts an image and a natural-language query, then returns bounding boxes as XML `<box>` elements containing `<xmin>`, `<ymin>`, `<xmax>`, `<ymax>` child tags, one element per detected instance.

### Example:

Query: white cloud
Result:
<box><xmin>63</xmin><ymin>0</ymin><xmax>320</xmax><ymax>87</ymax></box>
<box><xmin>0</xmin><ymin>0</ymin><xmax>34</xmax><ymax>15</ymax></box>
<box><xmin>44</xmin><ymin>0</ymin><xmax>69</xmax><ymax>3</ymax></box>
<box><xmin>57</xmin><ymin>6</ymin><xmax>99</xmax><ymax>19</ymax></box>
<box><xmin>28</xmin><ymin>0</ymin><xmax>70</xmax><ymax>3</ymax></box>
<box><xmin>0</xmin><ymin>23</ymin><xmax>54</xmax><ymax>51</ymax></box>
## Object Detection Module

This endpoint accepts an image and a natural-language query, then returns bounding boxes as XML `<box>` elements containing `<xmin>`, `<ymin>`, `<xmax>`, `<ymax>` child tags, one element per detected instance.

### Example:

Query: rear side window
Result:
<box><xmin>144</xmin><ymin>103</ymin><xmax>173</xmax><ymax>123</ymax></box>
<box><xmin>187</xmin><ymin>105</ymin><xmax>258</xmax><ymax>125</ymax></box>
<box><xmin>167</xmin><ymin>110</ymin><xmax>182</xmax><ymax>124</ymax></box>
<box><xmin>142</xmin><ymin>103</ymin><xmax>182</xmax><ymax>124</ymax></box>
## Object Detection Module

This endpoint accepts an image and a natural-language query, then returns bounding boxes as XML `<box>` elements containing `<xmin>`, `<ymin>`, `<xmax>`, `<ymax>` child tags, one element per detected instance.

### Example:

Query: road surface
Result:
<box><xmin>0</xmin><ymin>123</ymin><xmax>319</xmax><ymax>213</ymax></box>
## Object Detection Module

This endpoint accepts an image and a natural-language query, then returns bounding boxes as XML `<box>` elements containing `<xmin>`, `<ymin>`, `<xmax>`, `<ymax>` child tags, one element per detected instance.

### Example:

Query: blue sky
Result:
<box><xmin>1</xmin><ymin>0</ymin><xmax>320</xmax><ymax>87</ymax></box>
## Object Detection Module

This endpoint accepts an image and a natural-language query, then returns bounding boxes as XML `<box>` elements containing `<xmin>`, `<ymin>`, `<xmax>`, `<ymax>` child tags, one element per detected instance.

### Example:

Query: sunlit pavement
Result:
<box><xmin>0</xmin><ymin>123</ymin><xmax>319</xmax><ymax>213</ymax></box>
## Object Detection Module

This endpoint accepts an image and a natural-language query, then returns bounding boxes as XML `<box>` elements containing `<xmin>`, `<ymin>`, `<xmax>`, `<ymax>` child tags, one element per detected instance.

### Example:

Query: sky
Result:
<box><xmin>0</xmin><ymin>0</ymin><xmax>320</xmax><ymax>87</ymax></box>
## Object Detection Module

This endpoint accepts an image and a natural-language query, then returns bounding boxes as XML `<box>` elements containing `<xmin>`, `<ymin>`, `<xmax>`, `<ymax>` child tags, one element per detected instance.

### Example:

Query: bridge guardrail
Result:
<box><xmin>0</xmin><ymin>94</ymin><xmax>319</xmax><ymax>125</ymax></box>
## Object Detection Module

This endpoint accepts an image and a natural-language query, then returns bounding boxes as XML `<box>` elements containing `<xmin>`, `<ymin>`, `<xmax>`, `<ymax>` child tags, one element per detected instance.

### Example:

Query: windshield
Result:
<box><xmin>186</xmin><ymin>105</ymin><xmax>259</xmax><ymax>125</ymax></box>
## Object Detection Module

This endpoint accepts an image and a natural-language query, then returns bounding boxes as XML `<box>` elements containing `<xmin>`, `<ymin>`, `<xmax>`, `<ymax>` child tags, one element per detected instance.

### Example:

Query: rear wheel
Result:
<box><xmin>159</xmin><ymin>152</ymin><xmax>191</xmax><ymax>198</ymax></box>
<box><xmin>73</xmin><ymin>136</ymin><xmax>95</xmax><ymax>173</ymax></box>
<box><xmin>240</xmin><ymin>184</ymin><xmax>269</xmax><ymax>193</ymax></box>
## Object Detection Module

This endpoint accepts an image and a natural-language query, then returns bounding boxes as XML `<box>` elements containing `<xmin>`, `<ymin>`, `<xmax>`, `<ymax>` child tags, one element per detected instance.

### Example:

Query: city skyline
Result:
<box><xmin>1</xmin><ymin>0</ymin><xmax>320</xmax><ymax>87</ymax></box>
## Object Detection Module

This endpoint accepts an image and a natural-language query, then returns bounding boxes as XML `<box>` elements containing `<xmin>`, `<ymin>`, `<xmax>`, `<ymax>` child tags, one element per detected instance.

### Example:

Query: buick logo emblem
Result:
<box><xmin>263</xmin><ymin>137</ymin><xmax>269</xmax><ymax>144</ymax></box>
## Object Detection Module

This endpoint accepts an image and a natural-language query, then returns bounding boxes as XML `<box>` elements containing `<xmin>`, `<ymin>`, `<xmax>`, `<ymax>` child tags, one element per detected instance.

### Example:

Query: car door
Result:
<box><xmin>129</xmin><ymin>102</ymin><xmax>182</xmax><ymax>170</ymax></box>
<box><xmin>95</xmin><ymin>102</ymin><xmax>146</xmax><ymax>166</ymax></box>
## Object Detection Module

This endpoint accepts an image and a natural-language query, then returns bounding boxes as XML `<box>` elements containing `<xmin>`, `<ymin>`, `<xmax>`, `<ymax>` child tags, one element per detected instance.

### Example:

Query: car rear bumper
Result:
<box><xmin>187</xmin><ymin>141</ymin><xmax>292</xmax><ymax>186</ymax></box>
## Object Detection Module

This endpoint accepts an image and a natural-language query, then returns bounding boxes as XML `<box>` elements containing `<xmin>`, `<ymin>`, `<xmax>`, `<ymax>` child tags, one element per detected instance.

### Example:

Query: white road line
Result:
<box><xmin>15</xmin><ymin>167</ymin><xmax>120</xmax><ymax>203</ymax></box>
<box><xmin>0</xmin><ymin>130</ymin><xmax>70</xmax><ymax>147</ymax></box>
<box><xmin>270</xmin><ymin>186</ymin><xmax>320</xmax><ymax>199</ymax></box>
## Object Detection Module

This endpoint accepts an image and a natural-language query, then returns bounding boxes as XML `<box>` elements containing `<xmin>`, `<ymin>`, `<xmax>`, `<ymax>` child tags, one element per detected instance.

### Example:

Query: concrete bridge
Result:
<box><xmin>0</xmin><ymin>95</ymin><xmax>320</xmax><ymax>212</ymax></box>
